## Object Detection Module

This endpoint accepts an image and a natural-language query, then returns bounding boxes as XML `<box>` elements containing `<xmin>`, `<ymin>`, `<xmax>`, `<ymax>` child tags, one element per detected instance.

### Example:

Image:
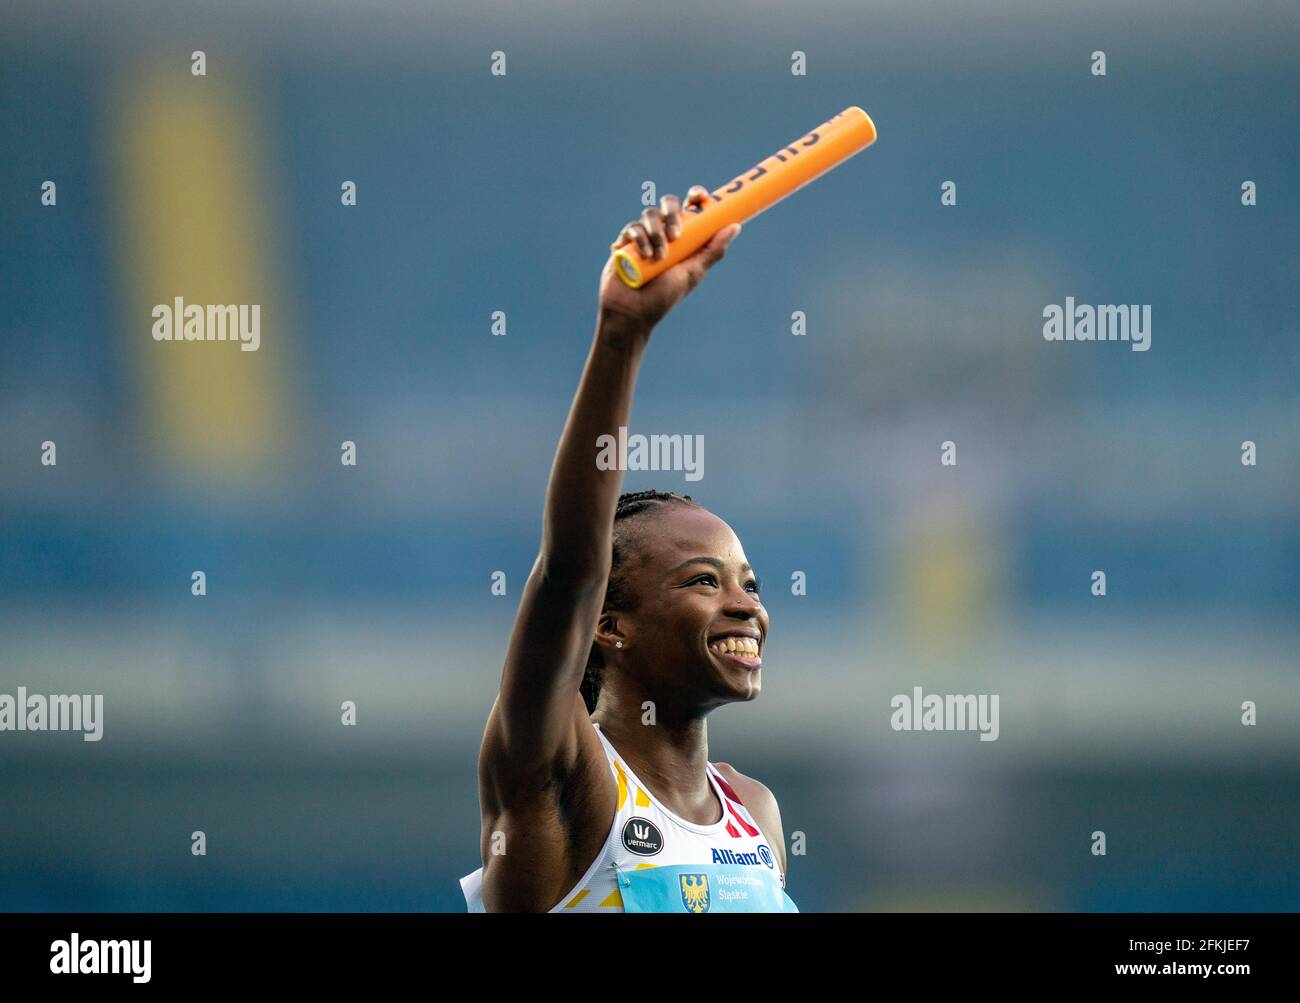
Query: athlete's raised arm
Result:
<box><xmin>476</xmin><ymin>191</ymin><xmax>740</xmax><ymax>904</ymax></box>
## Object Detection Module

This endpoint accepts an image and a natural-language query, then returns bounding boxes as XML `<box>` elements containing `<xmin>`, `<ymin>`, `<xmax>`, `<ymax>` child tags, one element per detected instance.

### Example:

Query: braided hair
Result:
<box><xmin>580</xmin><ymin>489</ymin><xmax>702</xmax><ymax>713</ymax></box>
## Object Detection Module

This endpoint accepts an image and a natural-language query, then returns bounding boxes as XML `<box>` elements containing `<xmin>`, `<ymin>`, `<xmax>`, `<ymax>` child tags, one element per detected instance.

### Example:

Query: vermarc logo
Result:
<box><xmin>621</xmin><ymin>817</ymin><xmax>664</xmax><ymax>856</ymax></box>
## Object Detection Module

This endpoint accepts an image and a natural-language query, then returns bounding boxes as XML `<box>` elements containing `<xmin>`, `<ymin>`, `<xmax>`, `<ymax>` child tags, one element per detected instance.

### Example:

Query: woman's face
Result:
<box><xmin>605</xmin><ymin>505</ymin><xmax>770</xmax><ymax>711</ymax></box>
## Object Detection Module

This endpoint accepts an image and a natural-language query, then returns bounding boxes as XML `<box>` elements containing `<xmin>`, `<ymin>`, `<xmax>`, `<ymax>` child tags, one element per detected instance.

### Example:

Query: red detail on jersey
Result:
<box><xmin>725</xmin><ymin>800</ymin><xmax>761</xmax><ymax>837</ymax></box>
<box><xmin>725</xmin><ymin>820</ymin><xmax>741</xmax><ymax>838</ymax></box>
<box><xmin>712</xmin><ymin>770</ymin><xmax>745</xmax><ymax>806</ymax></box>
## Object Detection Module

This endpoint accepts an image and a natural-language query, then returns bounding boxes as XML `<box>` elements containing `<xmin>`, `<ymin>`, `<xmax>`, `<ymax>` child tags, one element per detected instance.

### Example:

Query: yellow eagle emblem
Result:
<box><xmin>679</xmin><ymin>873</ymin><xmax>710</xmax><ymax>913</ymax></box>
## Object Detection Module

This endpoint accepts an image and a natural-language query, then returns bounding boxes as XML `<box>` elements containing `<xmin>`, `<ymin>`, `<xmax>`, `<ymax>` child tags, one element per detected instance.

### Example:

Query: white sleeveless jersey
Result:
<box><xmin>461</xmin><ymin>722</ymin><xmax>786</xmax><ymax>912</ymax></box>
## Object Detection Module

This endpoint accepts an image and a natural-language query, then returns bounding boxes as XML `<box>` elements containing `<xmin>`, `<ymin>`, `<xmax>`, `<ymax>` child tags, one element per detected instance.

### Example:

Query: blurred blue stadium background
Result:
<box><xmin>1</xmin><ymin>0</ymin><xmax>1297</xmax><ymax>911</ymax></box>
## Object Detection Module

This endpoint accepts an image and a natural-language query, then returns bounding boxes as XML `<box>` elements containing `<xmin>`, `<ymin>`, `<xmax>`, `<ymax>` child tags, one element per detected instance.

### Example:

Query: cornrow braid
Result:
<box><xmin>580</xmin><ymin>489</ymin><xmax>702</xmax><ymax>714</ymax></box>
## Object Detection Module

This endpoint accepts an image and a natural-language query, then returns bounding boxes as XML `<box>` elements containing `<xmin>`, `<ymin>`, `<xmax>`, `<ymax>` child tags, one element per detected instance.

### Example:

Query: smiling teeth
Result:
<box><xmin>712</xmin><ymin>637</ymin><xmax>759</xmax><ymax>656</ymax></box>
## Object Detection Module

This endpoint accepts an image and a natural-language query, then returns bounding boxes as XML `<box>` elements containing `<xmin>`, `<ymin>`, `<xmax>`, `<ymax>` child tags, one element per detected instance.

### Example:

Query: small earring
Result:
<box><xmin>615</xmin><ymin>641</ymin><xmax>623</xmax><ymax>648</ymax></box>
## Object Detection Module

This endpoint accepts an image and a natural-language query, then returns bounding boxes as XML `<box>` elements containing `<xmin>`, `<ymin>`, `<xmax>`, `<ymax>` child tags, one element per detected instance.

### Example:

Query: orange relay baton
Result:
<box><xmin>609</xmin><ymin>105</ymin><xmax>877</xmax><ymax>289</ymax></box>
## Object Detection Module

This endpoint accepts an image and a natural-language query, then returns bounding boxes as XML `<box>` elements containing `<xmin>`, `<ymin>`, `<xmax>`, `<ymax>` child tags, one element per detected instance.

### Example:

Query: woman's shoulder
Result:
<box><xmin>710</xmin><ymin>761</ymin><xmax>776</xmax><ymax>808</ymax></box>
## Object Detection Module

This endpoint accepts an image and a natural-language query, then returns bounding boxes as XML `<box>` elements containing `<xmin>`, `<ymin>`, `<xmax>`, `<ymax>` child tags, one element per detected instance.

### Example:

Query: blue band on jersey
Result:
<box><xmin>616</xmin><ymin>864</ymin><xmax>799</xmax><ymax>913</ymax></box>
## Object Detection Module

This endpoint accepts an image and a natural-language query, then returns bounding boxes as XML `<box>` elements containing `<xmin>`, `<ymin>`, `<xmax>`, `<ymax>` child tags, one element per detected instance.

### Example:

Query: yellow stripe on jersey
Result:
<box><xmin>614</xmin><ymin>761</ymin><xmax>628</xmax><ymax>810</ymax></box>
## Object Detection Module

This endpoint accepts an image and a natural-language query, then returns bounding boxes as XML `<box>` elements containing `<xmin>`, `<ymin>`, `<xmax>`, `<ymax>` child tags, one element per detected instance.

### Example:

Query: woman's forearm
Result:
<box><xmin>537</xmin><ymin>311</ymin><xmax>652</xmax><ymax>584</ymax></box>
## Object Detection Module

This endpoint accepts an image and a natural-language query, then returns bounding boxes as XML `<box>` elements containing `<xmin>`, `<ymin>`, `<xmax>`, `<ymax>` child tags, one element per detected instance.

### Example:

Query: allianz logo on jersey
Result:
<box><xmin>711</xmin><ymin>845</ymin><xmax>775</xmax><ymax>869</ymax></box>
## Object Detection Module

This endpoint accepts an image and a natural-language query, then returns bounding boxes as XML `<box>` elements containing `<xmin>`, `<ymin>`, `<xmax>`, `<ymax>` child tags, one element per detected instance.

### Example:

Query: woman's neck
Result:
<box><xmin>591</xmin><ymin>700</ymin><xmax>720</xmax><ymax>825</ymax></box>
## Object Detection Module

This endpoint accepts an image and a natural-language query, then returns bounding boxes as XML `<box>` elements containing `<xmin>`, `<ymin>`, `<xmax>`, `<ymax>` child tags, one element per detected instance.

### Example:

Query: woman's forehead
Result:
<box><xmin>641</xmin><ymin>506</ymin><xmax>745</xmax><ymax>565</ymax></box>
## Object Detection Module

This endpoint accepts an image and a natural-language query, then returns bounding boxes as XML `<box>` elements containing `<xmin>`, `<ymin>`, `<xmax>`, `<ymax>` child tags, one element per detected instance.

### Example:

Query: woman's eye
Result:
<box><xmin>689</xmin><ymin>574</ymin><xmax>760</xmax><ymax>594</ymax></box>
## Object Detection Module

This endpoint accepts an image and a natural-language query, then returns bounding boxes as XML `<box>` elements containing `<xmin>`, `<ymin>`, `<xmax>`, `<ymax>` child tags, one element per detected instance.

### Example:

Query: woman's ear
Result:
<box><xmin>595</xmin><ymin>613</ymin><xmax>626</xmax><ymax>651</ymax></box>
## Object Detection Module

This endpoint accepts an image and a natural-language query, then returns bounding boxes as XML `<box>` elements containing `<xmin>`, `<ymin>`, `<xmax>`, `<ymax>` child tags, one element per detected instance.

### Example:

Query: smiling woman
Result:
<box><xmin>459</xmin><ymin>188</ymin><xmax>795</xmax><ymax>913</ymax></box>
<box><xmin>578</xmin><ymin>489</ymin><xmax>767</xmax><ymax>714</ymax></box>
<box><xmin>585</xmin><ymin>496</ymin><xmax>770</xmax><ymax>715</ymax></box>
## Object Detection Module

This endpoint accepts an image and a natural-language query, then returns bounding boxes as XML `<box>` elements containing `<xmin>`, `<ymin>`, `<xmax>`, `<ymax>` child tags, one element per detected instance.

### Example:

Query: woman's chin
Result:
<box><xmin>720</xmin><ymin>668</ymin><xmax>761</xmax><ymax>702</ymax></box>
<box><xmin>707</xmin><ymin>651</ymin><xmax>762</xmax><ymax>700</ymax></box>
